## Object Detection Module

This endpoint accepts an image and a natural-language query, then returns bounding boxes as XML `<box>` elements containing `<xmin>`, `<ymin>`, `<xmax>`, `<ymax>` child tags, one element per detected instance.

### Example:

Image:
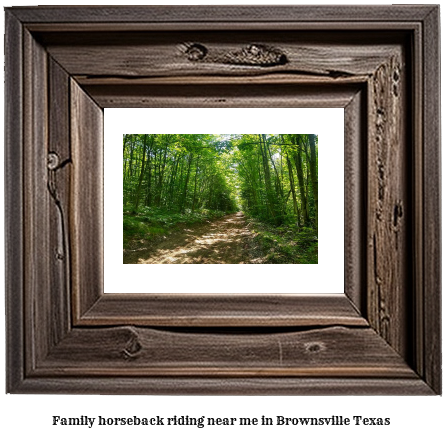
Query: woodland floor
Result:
<box><xmin>124</xmin><ymin>212</ymin><xmax>256</xmax><ymax>264</ymax></box>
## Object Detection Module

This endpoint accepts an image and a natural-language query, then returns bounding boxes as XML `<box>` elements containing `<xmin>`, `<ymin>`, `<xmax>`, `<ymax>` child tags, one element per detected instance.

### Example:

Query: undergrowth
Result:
<box><xmin>246</xmin><ymin>217</ymin><xmax>318</xmax><ymax>264</ymax></box>
<box><xmin>123</xmin><ymin>206</ymin><xmax>229</xmax><ymax>248</ymax></box>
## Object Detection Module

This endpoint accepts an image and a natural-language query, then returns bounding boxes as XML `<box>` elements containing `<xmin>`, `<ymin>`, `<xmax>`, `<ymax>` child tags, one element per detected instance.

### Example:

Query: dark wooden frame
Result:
<box><xmin>5</xmin><ymin>6</ymin><xmax>441</xmax><ymax>394</ymax></box>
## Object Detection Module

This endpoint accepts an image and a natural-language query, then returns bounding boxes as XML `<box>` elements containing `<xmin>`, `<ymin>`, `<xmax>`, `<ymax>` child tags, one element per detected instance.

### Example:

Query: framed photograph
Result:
<box><xmin>5</xmin><ymin>5</ymin><xmax>441</xmax><ymax>394</ymax></box>
<box><xmin>107</xmin><ymin>108</ymin><xmax>343</xmax><ymax>294</ymax></box>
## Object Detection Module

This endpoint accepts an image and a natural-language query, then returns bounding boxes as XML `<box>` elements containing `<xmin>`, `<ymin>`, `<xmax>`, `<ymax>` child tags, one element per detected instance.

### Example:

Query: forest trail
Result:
<box><xmin>124</xmin><ymin>212</ymin><xmax>254</xmax><ymax>264</ymax></box>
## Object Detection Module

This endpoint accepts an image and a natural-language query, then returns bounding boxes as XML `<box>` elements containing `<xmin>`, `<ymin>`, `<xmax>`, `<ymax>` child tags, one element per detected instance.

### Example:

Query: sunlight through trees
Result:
<box><xmin>123</xmin><ymin>134</ymin><xmax>318</xmax><ymax>264</ymax></box>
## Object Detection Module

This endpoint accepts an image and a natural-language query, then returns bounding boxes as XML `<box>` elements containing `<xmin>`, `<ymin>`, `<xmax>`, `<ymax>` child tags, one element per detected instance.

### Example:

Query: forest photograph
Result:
<box><xmin>123</xmin><ymin>134</ymin><xmax>318</xmax><ymax>264</ymax></box>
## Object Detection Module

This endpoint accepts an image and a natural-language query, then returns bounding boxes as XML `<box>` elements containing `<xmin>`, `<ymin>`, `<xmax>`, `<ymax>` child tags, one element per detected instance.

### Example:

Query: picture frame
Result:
<box><xmin>5</xmin><ymin>5</ymin><xmax>440</xmax><ymax>394</ymax></box>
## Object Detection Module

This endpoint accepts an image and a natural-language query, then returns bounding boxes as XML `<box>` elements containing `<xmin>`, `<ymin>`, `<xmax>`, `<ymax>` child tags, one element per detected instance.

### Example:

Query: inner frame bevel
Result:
<box><xmin>69</xmin><ymin>80</ymin><xmax>367</xmax><ymax>327</ymax></box>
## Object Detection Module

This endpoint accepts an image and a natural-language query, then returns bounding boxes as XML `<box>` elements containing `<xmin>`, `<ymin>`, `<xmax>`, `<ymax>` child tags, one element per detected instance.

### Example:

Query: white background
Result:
<box><xmin>1</xmin><ymin>1</ymin><xmax>442</xmax><ymax>438</ymax></box>
<box><xmin>106</xmin><ymin>108</ymin><xmax>344</xmax><ymax>294</ymax></box>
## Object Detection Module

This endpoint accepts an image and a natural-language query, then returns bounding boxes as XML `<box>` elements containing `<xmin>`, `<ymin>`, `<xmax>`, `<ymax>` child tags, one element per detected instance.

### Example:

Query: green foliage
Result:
<box><xmin>247</xmin><ymin>217</ymin><xmax>318</xmax><ymax>264</ymax></box>
<box><xmin>123</xmin><ymin>207</ymin><xmax>228</xmax><ymax>248</ymax></box>
<box><xmin>124</xmin><ymin>134</ymin><xmax>239</xmax><ymax>215</ymax></box>
<box><xmin>230</xmin><ymin>134</ymin><xmax>317</xmax><ymax>229</ymax></box>
<box><xmin>123</xmin><ymin>133</ymin><xmax>318</xmax><ymax>263</ymax></box>
<box><xmin>123</xmin><ymin>214</ymin><xmax>167</xmax><ymax>246</ymax></box>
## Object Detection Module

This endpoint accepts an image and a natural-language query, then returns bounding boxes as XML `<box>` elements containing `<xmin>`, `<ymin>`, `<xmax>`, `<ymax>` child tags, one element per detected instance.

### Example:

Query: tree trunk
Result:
<box><xmin>192</xmin><ymin>155</ymin><xmax>200</xmax><ymax>211</ymax></box>
<box><xmin>132</xmin><ymin>134</ymin><xmax>150</xmax><ymax>213</ymax></box>
<box><xmin>180</xmin><ymin>153</ymin><xmax>193</xmax><ymax>213</ymax></box>
<box><xmin>259</xmin><ymin>134</ymin><xmax>277</xmax><ymax>222</ymax></box>
<box><xmin>308</xmin><ymin>134</ymin><xmax>318</xmax><ymax>230</ymax></box>
<box><xmin>286</xmin><ymin>153</ymin><xmax>301</xmax><ymax>227</ymax></box>
<box><xmin>292</xmin><ymin>135</ymin><xmax>309</xmax><ymax>226</ymax></box>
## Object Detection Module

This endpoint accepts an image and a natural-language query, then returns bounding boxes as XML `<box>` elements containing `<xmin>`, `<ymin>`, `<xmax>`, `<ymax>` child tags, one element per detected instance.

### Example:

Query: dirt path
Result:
<box><xmin>124</xmin><ymin>212</ymin><xmax>254</xmax><ymax>264</ymax></box>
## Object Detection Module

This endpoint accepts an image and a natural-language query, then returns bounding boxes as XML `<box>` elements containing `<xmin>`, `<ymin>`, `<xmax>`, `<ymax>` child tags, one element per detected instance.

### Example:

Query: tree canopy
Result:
<box><xmin>123</xmin><ymin>133</ymin><xmax>318</xmax><ymax>230</ymax></box>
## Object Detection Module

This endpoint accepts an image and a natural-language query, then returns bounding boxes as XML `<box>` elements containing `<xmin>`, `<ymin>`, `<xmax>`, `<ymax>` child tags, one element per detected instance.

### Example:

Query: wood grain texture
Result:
<box><xmin>8</xmin><ymin>5</ymin><xmax>436</xmax><ymax>23</ymax></box>
<box><xmin>48</xmin><ymin>58</ymin><xmax>72</xmax><ymax>345</ymax></box>
<box><xmin>344</xmin><ymin>90</ymin><xmax>366</xmax><ymax>314</ymax></box>
<box><xmin>40</xmin><ymin>31</ymin><xmax>404</xmax><ymax>80</ymax></box>
<box><xmin>70</xmin><ymin>80</ymin><xmax>104</xmax><ymax>320</ymax></box>
<box><xmin>21</xmin><ymin>32</ymin><xmax>74</xmax><ymax>381</ymax></box>
<box><xmin>422</xmin><ymin>6</ymin><xmax>441</xmax><ymax>394</ymax></box>
<box><xmin>79</xmin><ymin>294</ymin><xmax>367</xmax><ymax>327</ymax></box>
<box><xmin>4</xmin><ymin>5</ymin><xmax>441</xmax><ymax>394</ymax></box>
<box><xmin>83</xmin><ymin>83</ymin><xmax>360</xmax><ymax>109</ymax></box>
<box><xmin>411</xmin><ymin>18</ymin><xmax>425</xmax><ymax>383</ymax></box>
<box><xmin>13</xmin><ymin>377</ymin><xmax>434</xmax><ymax>396</ymax></box>
<box><xmin>38</xmin><ymin>326</ymin><xmax>414</xmax><ymax>377</ymax></box>
<box><xmin>76</xmin><ymin>73</ymin><xmax>368</xmax><ymax>86</ymax></box>
<box><xmin>5</xmin><ymin>11</ymin><xmax>24</xmax><ymax>393</ymax></box>
<box><xmin>366</xmin><ymin>49</ymin><xmax>409</xmax><ymax>358</ymax></box>
<box><xmin>25</xmin><ymin>23</ymin><xmax>425</xmax><ymax>34</ymax></box>
<box><xmin>23</xmin><ymin>29</ymin><xmax>50</xmax><ymax>371</ymax></box>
